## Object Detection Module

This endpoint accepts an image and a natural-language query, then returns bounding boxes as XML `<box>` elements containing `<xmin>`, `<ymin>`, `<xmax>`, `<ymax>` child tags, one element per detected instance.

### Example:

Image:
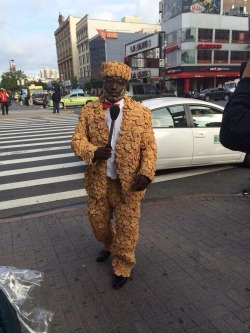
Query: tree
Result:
<box><xmin>70</xmin><ymin>76</ymin><xmax>79</xmax><ymax>89</ymax></box>
<box><xmin>0</xmin><ymin>70</ymin><xmax>27</xmax><ymax>91</ymax></box>
<box><xmin>85</xmin><ymin>77</ymin><xmax>103</xmax><ymax>90</ymax></box>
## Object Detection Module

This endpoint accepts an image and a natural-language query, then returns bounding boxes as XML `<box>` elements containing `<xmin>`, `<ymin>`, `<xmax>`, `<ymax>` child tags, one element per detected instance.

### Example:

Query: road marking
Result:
<box><xmin>0</xmin><ymin>161</ymin><xmax>84</xmax><ymax>177</ymax></box>
<box><xmin>0</xmin><ymin>139</ymin><xmax>70</xmax><ymax>149</ymax></box>
<box><xmin>0</xmin><ymin>146</ymin><xmax>70</xmax><ymax>156</ymax></box>
<box><xmin>0</xmin><ymin>135</ymin><xmax>71</xmax><ymax>144</ymax></box>
<box><xmin>1</xmin><ymin>189</ymin><xmax>87</xmax><ymax>210</ymax></box>
<box><xmin>2</xmin><ymin>173</ymin><xmax>84</xmax><ymax>190</ymax></box>
<box><xmin>0</xmin><ymin>127</ymin><xmax>75</xmax><ymax>138</ymax></box>
<box><xmin>0</xmin><ymin>152</ymin><xmax>76</xmax><ymax>165</ymax></box>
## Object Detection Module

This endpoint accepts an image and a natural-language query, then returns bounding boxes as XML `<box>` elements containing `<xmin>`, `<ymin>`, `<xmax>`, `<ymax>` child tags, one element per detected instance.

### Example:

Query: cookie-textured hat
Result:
<box><xmin>100</xmin><ymin>61</ymin><xmax>131</xmax><ymax>81</ymax></box>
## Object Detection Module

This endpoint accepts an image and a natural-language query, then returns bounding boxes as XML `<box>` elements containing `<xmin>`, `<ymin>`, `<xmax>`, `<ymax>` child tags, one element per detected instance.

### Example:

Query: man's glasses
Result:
<box><xmin>103</xmin><ymin>78</ymin><xmax>126</xmax><ymax>87</ymax></box>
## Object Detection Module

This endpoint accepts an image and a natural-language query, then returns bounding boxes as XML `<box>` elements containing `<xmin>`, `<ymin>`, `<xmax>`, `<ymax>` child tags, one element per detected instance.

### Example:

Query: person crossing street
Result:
<box><xmin>0</xmin><ymin>88</ymin><xmax>9</xmax><ymax>115</ymax></box>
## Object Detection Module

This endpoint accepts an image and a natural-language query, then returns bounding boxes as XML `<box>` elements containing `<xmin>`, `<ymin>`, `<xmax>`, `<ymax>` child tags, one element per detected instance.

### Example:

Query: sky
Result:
<box><xmin>0</xmin><ymin>0</ymin><xmax>161</xmax><ymax>77</ymax></box>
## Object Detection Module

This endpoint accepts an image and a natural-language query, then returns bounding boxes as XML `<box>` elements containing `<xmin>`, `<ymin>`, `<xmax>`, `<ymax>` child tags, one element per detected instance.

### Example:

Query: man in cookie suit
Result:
<box><xmin>71</xmin><ymin>61</ymin><xmax>157</xmax><ymax>288</ymax></box>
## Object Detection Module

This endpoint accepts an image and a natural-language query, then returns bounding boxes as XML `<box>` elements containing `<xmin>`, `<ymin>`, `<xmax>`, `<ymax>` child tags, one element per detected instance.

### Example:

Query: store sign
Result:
<box><xmin>159</xmin><ymin>59</ymin><xmax>165</xmax><ymax>68</ymax></box>
<box><xmin>197</xmin><ymin>44</ymin><xmax>222</xmax><ymax>49</ymax></box>
<box><xmin>164</xmin><ymin>44</ymin><xmax>180</xmax><ymax>53</ymax></box>
<box><xmin>126</xmin><ymin>33</ymin><xmax>159</xmax><ymax>56</ymax></box>
<box><xmin>130</xmin><ymin>39</ymin><xmax>151</xmax><ymax>53</ymax></box>
<box><xmin>166</xmin><ymin>67</ymin><xmax>182</xmax><ymax>74</ymax></box>
<box><xmin>106</xmin><ymin>31</ymin><xmax>118</xmax><ymax>39</ymax></box>
<box><xmin>209</xmin><ymin>67</ymin><xmax>230</xmax><ymax>71</ymax></box>
<box><xmin>131</xmin><ymin>70</ymin><xmax>151</xmax><ymax>79</ymax></box>
<box><xmin>200</xmin><ymin>66</ymin><xmax>230</xmax><ymax>72</ymax></box>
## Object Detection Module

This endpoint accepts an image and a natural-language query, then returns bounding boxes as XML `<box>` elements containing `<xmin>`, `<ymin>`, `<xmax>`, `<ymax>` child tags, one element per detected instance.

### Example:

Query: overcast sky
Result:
<box><xmin>0</xmin><ymin>0</ymin><xmax>160</xmax><ymax>77</ymax></box>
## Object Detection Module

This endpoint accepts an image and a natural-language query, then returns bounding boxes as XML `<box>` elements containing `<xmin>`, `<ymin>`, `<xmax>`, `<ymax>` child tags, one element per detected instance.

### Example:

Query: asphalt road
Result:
<box><xmin>2</xmin><ymin>101</ymin><xmax>250</xmax><ymax>217</ymax></box>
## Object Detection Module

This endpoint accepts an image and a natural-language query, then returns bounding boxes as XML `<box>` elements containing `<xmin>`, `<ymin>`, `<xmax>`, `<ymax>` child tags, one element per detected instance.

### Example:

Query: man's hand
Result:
<box><xmin>93</xmin><ymin>146</ymin><xmax>112</xmax><ymax>161</ymax></box>
<box><xmin>131</xmin><ymin>175</ymin><xmax>151</xmax><ymax>191</ymax></box>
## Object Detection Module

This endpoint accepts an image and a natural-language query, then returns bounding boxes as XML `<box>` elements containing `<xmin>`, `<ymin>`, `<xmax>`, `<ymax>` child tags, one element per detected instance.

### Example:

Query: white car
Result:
<box><xmin>142</xmin><ymin>97</ymin><xmax>250</xmax><ymax>170</ymax></box>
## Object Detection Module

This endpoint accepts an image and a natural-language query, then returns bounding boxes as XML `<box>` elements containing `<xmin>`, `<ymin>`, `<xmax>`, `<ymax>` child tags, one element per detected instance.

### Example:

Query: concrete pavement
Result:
<box><xmin>0</xmin><ymin>194</ymin><xmax>250</xmax><ymax>333</ymax></box>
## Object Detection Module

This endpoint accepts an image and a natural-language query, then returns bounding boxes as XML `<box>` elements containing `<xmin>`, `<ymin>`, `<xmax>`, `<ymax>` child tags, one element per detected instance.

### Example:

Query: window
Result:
<box><xmin>133</xmin><ymin>85</ymin><xmax>144</xmax><ymax>94</ymax></box>
<box><xmin>215</xmin><ymin>29</ymin><xmax>229</xmax><ymax>43</ymax></box>
<box><xmin>197</xmin><ymin>50</ymin><xmax>212</xmax><ymax>63</ymax></box>
<box><xmin>198</xmin><ymin>29</ymin><xmax>213</xmax><ymax>42</ymax></box>
<box><xmin>214</xmin><ymin>50</ymin><xmax>228</xmax><ymax>64</ymax></box>
<box><xmin>181</xmin><ymin>50</ymin><xmax>195</xmax><ymax>64</ymax></box>
<box><xmin>189</xmin><ymin>105</ymin><xmax>223</xmax><ymax>128</ymax></box>
<box><xmin>232</xmin><ymin>31</ymin><xmax>248</xmax><ymax>44</ymax></box>
<box><xmin>144</xmin><ymin>85</ymin><xmax>159</xmax><ymax>95</ymax></box>
<box><xmin>230</xmin><ymin>51</ymin><xmax>250</xmax><ymax>63</ymax></box>
<box><xmin>152</xmin><ymin>105</ymin><xmax>186</xmax><ymax>128</ymax></box>
<box><xmin>182</xmin><ymin>28</ymin><xmax>196</xmax><ymax>42</ymax></box>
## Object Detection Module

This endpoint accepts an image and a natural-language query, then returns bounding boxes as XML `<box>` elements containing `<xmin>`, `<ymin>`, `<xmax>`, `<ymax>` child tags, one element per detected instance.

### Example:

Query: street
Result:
<box><xmin>1</xmin><ymin>99</ymin><xmax>249</xmax><ymax>219</ymax></box>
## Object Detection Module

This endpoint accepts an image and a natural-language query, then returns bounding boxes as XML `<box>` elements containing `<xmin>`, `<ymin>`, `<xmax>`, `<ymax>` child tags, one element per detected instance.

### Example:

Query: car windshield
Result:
<box><xmin>33</xmin><ymin>93</ymin><xmax>43</xmax><ymax>98</ymax></box>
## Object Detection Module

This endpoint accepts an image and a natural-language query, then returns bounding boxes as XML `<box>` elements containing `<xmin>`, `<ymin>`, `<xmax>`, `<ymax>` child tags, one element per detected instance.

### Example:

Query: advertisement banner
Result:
<box><xmin>190</xmin><ymin>0</ymin><xmax>221</xmax><ymax>14</ymax></box>
<box><xmin>163</xmin><ymin>0</ymin><xmax>221</xmax><ymax>19</ymax></box>
<box><xmin>163</xmin><ymin>0</ymin><xmax>182</xmax><ymax>20</ymax></box>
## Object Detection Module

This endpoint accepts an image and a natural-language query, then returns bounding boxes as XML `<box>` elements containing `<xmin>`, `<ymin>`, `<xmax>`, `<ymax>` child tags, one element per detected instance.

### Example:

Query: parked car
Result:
<box><xmin>126</xmin><ymin>82</ymin><xmax>176</xmax><ymax>101</ymax></box>
<box><xmin>141</xmin><ymin>97</ymin><xmax>249</xmax><ymax>170</ymax></box>
<box><xmin>47</xmin><ymin>93</ymin><xmax>98</xmax><ymax>109</ymax></box>
<box><xmin>196</xmin><ymin>87</ymin><xmax>231</xmax><ymax>102</ymax></box>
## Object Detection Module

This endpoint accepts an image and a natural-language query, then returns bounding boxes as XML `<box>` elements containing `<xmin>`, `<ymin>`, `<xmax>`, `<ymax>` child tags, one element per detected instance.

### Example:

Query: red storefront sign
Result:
<box><xmin>164</xmin><ymin>44</ymin><xmax>180</xmax><ymax>53</ymax></box>
<box><xmin>197</xmin><ymin>44</ymin><xmax>222</xmax><ymax>49</ymax></box>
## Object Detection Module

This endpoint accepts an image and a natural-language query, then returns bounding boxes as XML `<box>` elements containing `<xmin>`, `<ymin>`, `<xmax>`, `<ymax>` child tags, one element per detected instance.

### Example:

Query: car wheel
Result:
<box><xmin>59</xmin><ymin>102</ymin><xmax>64</xmax><ymax>109</ymax></box>
<box><xmin>243</xmin><ymin>153</ymin><xmax>250</xmax><ymax>168</ymax></box>
<box><xmin>205</xmin><ymin>95</ymin><xmax>210</xmax><ymax>101</ymax></box>
<box><xmin>86</xmin><ymin>100</ymin><xmax>93</xmax><ymax>105</ymax></box>
<box><xmin>224</xmin><ymin>94</ymin><xmax>229</xmax><ymax>101</ymax></box>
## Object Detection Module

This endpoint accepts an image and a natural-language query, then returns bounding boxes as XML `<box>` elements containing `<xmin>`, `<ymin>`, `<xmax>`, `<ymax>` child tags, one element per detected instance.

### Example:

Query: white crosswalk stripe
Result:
<box><xmin>0</xmin><ymin>115</ymin><xmax>87</xmax><ymax>216</ymax></box>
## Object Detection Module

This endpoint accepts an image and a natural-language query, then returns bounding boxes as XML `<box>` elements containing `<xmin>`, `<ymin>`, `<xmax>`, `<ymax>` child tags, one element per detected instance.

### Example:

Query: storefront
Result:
<box><xmin>165</xmin><ymin>65</ymin><xmax>241</xmax><ymax>97</ymax></box>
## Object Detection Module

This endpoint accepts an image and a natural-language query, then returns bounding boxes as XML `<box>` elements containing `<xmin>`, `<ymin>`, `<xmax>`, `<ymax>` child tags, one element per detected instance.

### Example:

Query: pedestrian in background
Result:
<box><xmin>52</xmin><ymin>88</ymin><xmax>61</xmax><ymax>113</ymax></box>
<box><xmin>42</xmin><ymin>93</ymin><xmax>49</xmax><ymax>109</ymax></box>
<box><xmin>71</xmin><ymin>61</ymin><xmax>157</xmax><ymax>289</ymax></box>
<box><xmin>220</xmin><ymin>61</ymin><xmax>249</xmax><ymax>152</ymax></box>
<box><xmin>0</xmin><ymin>88</ymin><xmax>9</xmax><ymax>115</ymax></box>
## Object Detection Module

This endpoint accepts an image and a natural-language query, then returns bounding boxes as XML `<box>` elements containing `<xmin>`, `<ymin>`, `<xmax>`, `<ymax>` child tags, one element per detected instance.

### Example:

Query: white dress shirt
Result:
<box><xmin>105</xmin><ymin>99</ymin><xmax>124</xmax><ymax>179</ymax></box>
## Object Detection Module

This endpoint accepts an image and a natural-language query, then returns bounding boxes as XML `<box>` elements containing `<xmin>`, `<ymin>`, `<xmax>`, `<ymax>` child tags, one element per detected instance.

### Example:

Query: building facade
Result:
<box><xmin>54</xmin><ymin>14</ymin><xmax>81</xmax><ymax>88</ymax></box>
<box><xmin>76</xmin><ymin>15</ymin><xmax>160</xmax><ymax>84</ymax></box>
<box><xmin>89</xmin><ymin>31</ymin><xmax>151</xmax><ymax>79</ymax></box>
<box><xmin>40</xmin><ymin>68</ymin><xmax>59</xmax><ymax>80</ymax></box>
<box><xmin>159</xmin><ymin>0</ymin><xmax>250</xmax><ymax>96</ymax></box>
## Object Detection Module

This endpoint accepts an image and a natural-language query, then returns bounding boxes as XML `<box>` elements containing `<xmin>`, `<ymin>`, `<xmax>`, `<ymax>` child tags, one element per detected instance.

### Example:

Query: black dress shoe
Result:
<box><xmin>96</xmin><ymin>250</ymin><xmax>111</xmax><ymax>262</ymax></box>
<box><xmin>112</xmin><ymin>274</ymin><xmax>128</xmax><ymax>289</ymax></box>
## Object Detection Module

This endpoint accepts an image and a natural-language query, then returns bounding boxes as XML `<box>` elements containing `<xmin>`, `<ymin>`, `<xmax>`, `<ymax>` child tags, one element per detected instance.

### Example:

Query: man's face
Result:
<box><xmin>103</xmin><ymin>76</ymin><xmax>127</xmax><ymax>102</ymax></box>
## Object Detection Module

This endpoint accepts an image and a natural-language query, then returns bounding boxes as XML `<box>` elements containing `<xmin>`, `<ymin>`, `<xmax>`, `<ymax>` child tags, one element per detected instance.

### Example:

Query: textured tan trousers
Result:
<box><xmin>87</xmin><ymin>178</ymin><xmax>141</xmax><ymax>277</ymax></box>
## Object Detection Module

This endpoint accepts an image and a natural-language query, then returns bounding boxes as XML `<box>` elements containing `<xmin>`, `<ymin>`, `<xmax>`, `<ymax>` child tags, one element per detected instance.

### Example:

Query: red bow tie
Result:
<box><xmin>103</xmin><ymin>101</ymin><xmax>119</xmax><ymax>109</ymax></box>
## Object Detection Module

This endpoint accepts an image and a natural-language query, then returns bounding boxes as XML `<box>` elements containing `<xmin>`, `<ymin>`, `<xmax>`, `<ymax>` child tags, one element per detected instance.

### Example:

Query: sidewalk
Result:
<box><xmin>1</xmin><ymin>101</ymin><xmax>75</xmax><ymax>119</ymax></box>
<box><xmin>0</xmin><ymin>194</ymin><xmax>250</xmax><ymax>333</ymax></box>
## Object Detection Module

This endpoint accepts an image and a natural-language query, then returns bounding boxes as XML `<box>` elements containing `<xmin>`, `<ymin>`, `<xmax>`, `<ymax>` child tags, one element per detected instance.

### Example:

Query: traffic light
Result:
<box><xmin>125</xmin><ymin>57</ymin><xmax>129</xmax><ymax>65</ymax></box>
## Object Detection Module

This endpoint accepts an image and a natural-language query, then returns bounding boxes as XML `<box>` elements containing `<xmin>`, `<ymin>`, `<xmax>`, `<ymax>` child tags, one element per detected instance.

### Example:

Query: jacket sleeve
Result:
<box><xmin>139</xmin><ymin>108</ymin><xmax>157</xmax><ymax>182</ymax></box>
<box><xmin>220</xmin><ymin>78</ymin><xmax>250</xmax><ymax>153</ymax></box>
<box><xmin>71</xmin><ymin>108</ymin><xmax>98</xmax><ymax>164</ymax></box>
